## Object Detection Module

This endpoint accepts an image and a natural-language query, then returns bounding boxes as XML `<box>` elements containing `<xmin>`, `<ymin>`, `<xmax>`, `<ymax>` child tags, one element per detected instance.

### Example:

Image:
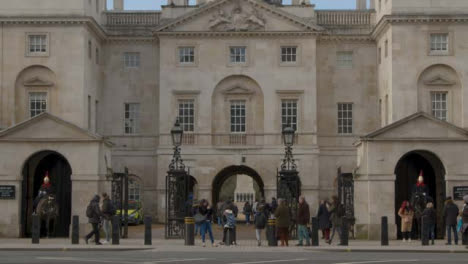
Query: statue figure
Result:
<box><xmin>33</xmin><ymin>171</ymin><xmax>54</xmax><ymax>214</ymax></box>
<box><xmin>208</xmin><ymin>9</ymin><xmax>231</xmax><ymax>31</ymax></box>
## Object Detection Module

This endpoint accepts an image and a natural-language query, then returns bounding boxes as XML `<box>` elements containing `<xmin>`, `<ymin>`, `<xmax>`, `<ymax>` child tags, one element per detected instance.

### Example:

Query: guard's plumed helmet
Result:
<box><xmin>417</xmin><ymin>170</ymin><xmax>424</xmax><ymax>183</ymax></box>
<box><xmin>43</xmin><ymin>171</ymin><xmax>50</xmax><ymax>184</ymax></box>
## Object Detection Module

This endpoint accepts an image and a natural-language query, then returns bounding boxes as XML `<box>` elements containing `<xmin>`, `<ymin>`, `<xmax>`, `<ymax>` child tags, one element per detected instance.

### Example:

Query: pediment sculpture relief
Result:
<box><xmin>208</xmin><ymin>5</ymin><xmax>266</xmax><ymax>31</ymax></box>
<box><xmin>23</xmin><ymin>76</ymin><xmax>54</xmax><ymax>87</ymax></box>
<box><xmin>424</xmin><ymin>75</ymin><xmax>455</xmax><ymax>86</ymax></box>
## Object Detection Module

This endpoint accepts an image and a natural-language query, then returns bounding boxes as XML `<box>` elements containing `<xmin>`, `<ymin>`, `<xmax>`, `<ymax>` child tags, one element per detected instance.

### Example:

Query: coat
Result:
<box><xmin>88</xmin><ymin>195</ymin><xmax>102</xmax><ymax>224</ymax></box>
<box><xmin>329</xmin><ymin>202</ymin><xmax>344</xmax><ymax>227</ymax></box>
<box><xmin>297</xmin><ymin>202</ymin><xmax>310</xmax><ymax>225</ymax></box>
<box><xmin>101</xmin><ymin>197</ymin><xmax>115</xmax><ymax>220</ymax></box>
<box><xmin>443</xmin><ymin>200</ymin><xmax>459</xmax><ymax>226</ymax></box>
<box><xmin>317</xmin><ymin>203</ymin><xmax>330</xmax><ymax>230</ymax></box>
<box><xmin>398</xmin><ymin>207</ymin><xmax>414</xmax><ymax>232</ymax></box>
<box><xmin>422</xmin><ymin>208</ymin><xmax>436</xmax><ymax>226</ymax></box>
<box><xmin>274</xmin><ymin>204</ymin><xmax>290</xmax><ymax>228</ymax></box>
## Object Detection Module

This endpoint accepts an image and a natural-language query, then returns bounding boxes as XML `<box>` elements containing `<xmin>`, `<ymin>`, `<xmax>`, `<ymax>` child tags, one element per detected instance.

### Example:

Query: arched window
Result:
<box><xmin>128</xmin><ymin>178</ymin><xmax>141</xmax><ymax>202</ymax></box>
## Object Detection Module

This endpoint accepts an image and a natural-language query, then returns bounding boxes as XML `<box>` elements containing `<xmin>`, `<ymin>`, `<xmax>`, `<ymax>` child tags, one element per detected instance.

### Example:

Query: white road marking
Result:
<box><xmin>36</xmin><ymin>257</ymin><xmax>134</xmax><ymax>263</ymax></box>
<box><xmin>229</xmin><ymin>259</ymin><xmax>308</xmax><ymax>264</ymax></box>
<box><xmin>145</xmin><ymin>259</ymin><xmax>209</xmax><ymax>263</ymax></box>
<box><xmin>335</xmin><ymin>260</ymin><xmax>420</xmax><ymax>264</ymax></box>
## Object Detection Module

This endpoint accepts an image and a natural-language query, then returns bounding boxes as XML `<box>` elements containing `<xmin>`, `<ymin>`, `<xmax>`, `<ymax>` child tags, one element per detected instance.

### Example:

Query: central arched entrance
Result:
<box><xmin>394</xmin><ymin>150</ymin><xmax>446</xmax><ymax>239</ymax></box>
<box><xmin>21</xmin><ymin>150</ymin><xmax>72</xmax><ymax>238</ymax></box>
<box><xmin>212</xmin><ymin>165</ymin><xmax>264</xmax><ymax>207</ymax></box>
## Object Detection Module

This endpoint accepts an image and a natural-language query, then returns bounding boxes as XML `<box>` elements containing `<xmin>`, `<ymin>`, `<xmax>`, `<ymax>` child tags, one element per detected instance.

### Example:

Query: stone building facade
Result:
<box><xmin>0</xmin><ymin>0</ymin><xmax>468</xmax><ymax>240</ymax></box>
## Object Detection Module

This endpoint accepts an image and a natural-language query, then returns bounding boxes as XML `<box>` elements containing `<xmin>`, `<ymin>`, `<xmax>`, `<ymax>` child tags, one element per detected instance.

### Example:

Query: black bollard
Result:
<box><xmin>381</xmin><ymin>216</ymin><xmax>388</xmax><ymax>246</ymax></box>
<box><xmin>144</xmin><ymin>216</ymin><xmax>152</xmax><ymax>246</ymax></box>
<box><xmin>340</xmin><ymin>217</ymin><xmax>349</xmax><ymax>246</ymax></box>
<box><xmin>421</xmin><ymin>216</ymin><xmax>429</xmax><ymax>246</ymax></box>
<box><xmin>112</xmin><ymin>215</ymin><xmax>120</xmax><ymax>245</ymax></box>
<box><xmin>71</xmin><ymin>215</ymin><xmax>79</xmax><ymax>244</ymax></box>
<box><xmin>267</xmin><ymin>218</ymin><xmax>277</xmax><ymax>247</ymax></box>
<box><xmin>311</xmin><ymin>217</ymin><xmax>319</xmax><ymax>246</ymax></box>
<box><xmin>185</xmin><ymin>217</ymin><xmax>195</xmax><ymax>246</ymax></box>
<box><xmin>32</xmin><ymin>214</ymin><xmax>40</xmax><ymax>244</ymax></box>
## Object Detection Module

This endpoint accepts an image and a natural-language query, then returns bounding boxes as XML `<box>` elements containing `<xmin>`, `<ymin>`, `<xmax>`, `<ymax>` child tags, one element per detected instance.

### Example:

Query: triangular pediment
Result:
<box><xmin>223</xmin><ymin>86</ymin><xmax>254</xmax><ymax>95</ymax></box>
<box><xmin>156</xmin><ymin>0</ymin><xmax>322</xmax><ymax>33</ymax></box>
<box><xmin>0</xmin><ymin>113</ymin><xmax>103</xmax><ymax>141</ymax></box>
<box><xmin>424</xmin><ymin>75</ymin><xmax>455</xmax><ymax>86</ymax></box>
<box><xmin>23</xmin><ymin>76</ymin><xmax>54</xmax><ymax>87</ymax></box>
<box><xmin>362</xmin><ymin>112</ymin><xmax>468</xmax><ymax>140</ymax></box>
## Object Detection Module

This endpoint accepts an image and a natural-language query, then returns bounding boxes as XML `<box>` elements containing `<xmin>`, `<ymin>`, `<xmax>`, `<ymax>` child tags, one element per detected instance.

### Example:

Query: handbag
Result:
<box><xmin>457</xmin><ymin>218</ymin><xmax>463</xmax><ymax>233</ymax></box>
<box><xmin>194</xmin><ymin>213</ymin><xmax>207</xmax><ymax>224</ymax></box>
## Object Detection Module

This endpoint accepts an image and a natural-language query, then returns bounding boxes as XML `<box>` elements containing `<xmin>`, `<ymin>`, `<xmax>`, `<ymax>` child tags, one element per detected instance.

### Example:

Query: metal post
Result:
<box><xmin>421</xmin><ymin>216</ymin><xmax>429</xmax><ymax>246</ymax></box>
<box><xmin>340</xmin><ymin>217</ymin><xmax>349</xmax><ymax>246</ymax></box>
<box><xmin>71</xmin><ymin>215</ymin><xmax>79</xmax><ymax>244</ymax></box>
<box><xmin>112</xmin><ymin>215</ymin><xmax>120</xmax><ymax>245</ymax></box>
<box><xmin>32</xmin><ymin>214</ymin><xmax>40</xmax><ymax>244</ymax></box>
<box><xmin>267</xmin><ymin>218</ymin><xmax>277</xmax><ymax>247</ymax></box>
<box><xmin>311</xmin><ymin>217</ymin><xmax>319</xmax><ymax>246</ymax></box>
<box><xmin>123</xmin><ymin>167</ymin><xmax>129</xmax><ymax>239</ymax></box>
<box><xmin>185</xmin><ymin>217</ymin><xmax>195</xmax><ymax>246</ymax></box>
<box><xmin>144</xmin><ymin>216</ymin><xmax>152</xmax><ymax>245</ymax></box>
<box><xmin>381</xmin><ymin>216</ymin><xmax>388</xmax><ymax>246</ymax></box>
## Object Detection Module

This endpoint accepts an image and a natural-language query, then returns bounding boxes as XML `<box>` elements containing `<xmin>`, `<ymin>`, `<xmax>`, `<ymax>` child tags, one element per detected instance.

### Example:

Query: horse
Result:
<box><xmin>36</xmin><ymin>194</ymin><xmax>59</xmax><ymax>238</ymax></box>
<box><xmin>410</xmin><ymin>192</ymin><xmax>429</xmax><ymax>239</ymax></box>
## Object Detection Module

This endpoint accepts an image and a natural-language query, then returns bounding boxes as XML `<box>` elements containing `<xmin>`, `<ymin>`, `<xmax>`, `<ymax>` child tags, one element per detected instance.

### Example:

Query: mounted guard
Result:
<box><xmin>410</xmin><ymin>170</ymin><xmax>433</xmax><ymax>239</ymax></box>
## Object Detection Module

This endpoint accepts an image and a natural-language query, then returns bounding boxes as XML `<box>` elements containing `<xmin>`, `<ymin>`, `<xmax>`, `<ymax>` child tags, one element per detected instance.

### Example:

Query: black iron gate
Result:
<box><xmin>277</xmin><ymin>169</ymin><xmax>301</xmax><ymax>239</ymax></box>
<box><xmin>111</xmin><ymin>168</ymin><xmax>129</xmax><ymax>238</ymax></box>
<box><xmin>337</xmin><ymin>169</ymin><xmax>355</xmax><ymax>236</ymax></box>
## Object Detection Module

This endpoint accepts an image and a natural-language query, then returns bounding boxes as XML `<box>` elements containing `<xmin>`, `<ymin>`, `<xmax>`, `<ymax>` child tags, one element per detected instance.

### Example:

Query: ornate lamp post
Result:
<box><xmin>165</xmin><ymin>119</ymin><xmax>189</xmax><ymax>239</ymax></box>
<box><xmin>277</xmin><ymin>124</ymin><xmax>301</xmax><ymax>239</ymax></box>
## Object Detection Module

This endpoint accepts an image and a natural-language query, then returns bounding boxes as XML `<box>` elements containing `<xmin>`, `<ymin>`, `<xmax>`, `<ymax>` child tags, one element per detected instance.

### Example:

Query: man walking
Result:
<box><xmin>443</xmin><ymin>196</ymin><xmax>459</xmax><ymax>245</ymax></box>
<box><xmin>101</xmin><ymin>193</ymin><xmax>115</xmax><ymax>244</ymax></box>
<box><xmin>296</xmin><ymin>196</ymin><xmax>311</xmax><ymax>246</ymax></box>
<box><xmin>84</xmin><ymin>195</ymin><xmax>103</xmax><ymax>245</ymax></box>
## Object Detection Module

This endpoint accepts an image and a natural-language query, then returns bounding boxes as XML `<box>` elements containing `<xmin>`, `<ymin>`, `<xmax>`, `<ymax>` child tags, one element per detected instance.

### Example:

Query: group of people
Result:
<box><xmin>316</xmin><ymin>196</ymin><xmax>348</xmax><ymax>245</ymax></box>
<box><xmin>84</xmin><ymin>193</ymin><xmax>116</xmax><ymax>245</ymax></box>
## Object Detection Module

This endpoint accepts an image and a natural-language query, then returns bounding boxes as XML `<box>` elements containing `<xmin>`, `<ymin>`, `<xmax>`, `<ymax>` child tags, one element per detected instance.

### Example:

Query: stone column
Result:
<box><xmin>114</xmin><ymin>0</ymin><xmax>123</xmax><ymax>10</ymax></box>
<box><xmin>356</xmin><ymin>0</ymin><xmax>367</xmax><ymax>10</ymax></box>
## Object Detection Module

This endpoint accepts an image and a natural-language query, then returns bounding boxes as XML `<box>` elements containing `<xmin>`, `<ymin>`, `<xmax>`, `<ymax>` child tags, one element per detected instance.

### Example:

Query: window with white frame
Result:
<box><xmin>29</xmin><ymin>92</ymin><xmax>47</xmax><ymax>118</ymax></box>
<box><xmin>230</xmin><ymin>46</ymin><xmax>246</xmax><ymax>64</ymax></box>
<box><xmin>178</xmin><ymin>99</ymin><xmax>195</xmax><ymax>132</ymax></box>
<box><xmin>281</xmin><ymin>46</ymin><xmax>297</xmax><ymax>63</ymax></box>
<box><xmin>124</xmin><ymin>52</ymin><xmax>140</xmax><ymax>68</ymax></box>
<box><xmin>430</xmin><ymin>33</ymin><xmax>449</xmax><ymax>53</ymax></box>
<box><xmin>178</xmin><ymin>47</ymin><xmax>195</xmax><ymax>64</ymax></box>
<box><xmin>124</xmin><ymin>103</ymin><xmax>140</xmax><ymax>134</ymax></box>
<box><xmin>128</xmin><ymin>178</ymin><xmax>141</xmax><ymax>201</ymax></box>
<box><xmin>337</xmin><ymin>51</ymin><xmax>353</xmax><ymax>68</ymax></box>
<box><xmin>281</xmin><ymin>100</ymin><xmax>298</xmax><ymax>131</ymax></box>
<box><xmin>230</xmin><ymin>100</ymin><xmax>246</xmax><ymax>133</ymax></box>
<box><xmin>338</xmin><ymin>103</ymin><xmax>353</xmax><ymax>134</ymax></box>
<box><xmin>431</xmin><ymin>92</ymin><xmax>448</xmax><ymax>121</ymax></box>
<box><xmin>28</xmin><ymin>34</ymin><xmax>47</xmax><ymax>54</ymax></box>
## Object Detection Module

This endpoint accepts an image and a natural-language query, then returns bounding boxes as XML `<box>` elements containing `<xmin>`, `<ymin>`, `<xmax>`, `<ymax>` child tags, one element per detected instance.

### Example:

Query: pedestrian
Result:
<box><xmin>101</xmin><ymin>193</ymin><xmax>115</xmax><ymax>244</ymax></box>
<box><xmin>443</xmin><ymin>196</ymin><xmax>459</xmax><ymax>245</ymax></box>
<box><xmin>422</xmin><ymin>202</ymin><xmax>436</xmax><ymax>245</ymax></box>
<box><xmin>216</xmin><ymin>199</ymin><xmax>224</xmax><ymax>227</ymax></box>
<box><xmin>221</xmin><ymin>209</ymin><xmax>236</xmax><ymax>246</ymax></box>
<box><xmin>398</xmin><ymin>200</ymin><xmax>414</xmax><ymax>242</ymax></box>
<box><xmin>328</xmin><ymin>196</ymin><xmax>344</xmax><ymax>245</ymax></box>
<box><xmin>252</xmin><ymin>199</ymin><xmax>259</xmax><ymax>222</ymax></box>
<box><xmin>296</xmin><ymin>196</ymin><xmax>311</xmax><ymax>246</ymax></box>
<box><xmin>270</xmin><ymin>197</ymin><xmax>278</xmax><ymax>214</ymax></box>
<box><xmin>254</xmin><ymin>199</ymin><xmax>268</xmax><ymax>246</ymax></box>
<box><xmin>274</xmin><ymin>198</ymin><xmax>290</xmax><ymax>247</ymax></box>
<box><xmin>243</xmin><ymin>201</ymin><xmax>252</xmax><ymax>225</ymax></box>
<box><xmin>461</xmin><ymin>195</ymin><xmax>468</xmax><ymax>245</ymax></box>
<box><xmin>197</xmin><ymin>199</ymin><xmax>217</xmax><ymax>247</ymax></box>
<box><xmin>192</xmin><ymin>201</ymin><xmax>201</xmax><ymax>236</ymax></box>
<box><xmin>84</xmin><ymin>195</ymin><xmax>103</xmax><ymax>245</ymax></box>
<box><xmin>317</xmin><ymin>200</ymin><xmax>331</xmax><ymax>241</ymax></box>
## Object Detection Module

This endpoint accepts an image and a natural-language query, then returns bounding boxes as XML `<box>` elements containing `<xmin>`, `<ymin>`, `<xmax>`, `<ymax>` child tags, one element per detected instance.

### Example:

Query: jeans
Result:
<box><xmin>217</xmin><ymin>216</ymin><xmax>222</xmax><ymax>227</ymax></box>
<box><xmin>85</xmin><ymin>223</ymin><xmax>100</xmax><ymax>244</ymax></box>
<box><xmin>201</xmin><ymin>221</ymin><xmax>214</xmax><ymax>244</ymax></box>
<box><xmin>245</xmin><ymin>214</ymin><xmax>251</xmax><ymax>224</ymax></box>
<box><xmin>255</xmin><ymin>229</ymin><xmax>263</xmax><ymax>241</ymax></box>
<box><xmin>103</xmin><ymin>219</ymin><xmax>111</xmax><ymax>242</ymax></box>
<box><xmin>447</xmin><ymin>225</ymin><xmax>458</xmax><ymax>244</ymax></box>
<box><xmin>298</xmin><ymin>225</ymin><xmax>310</xmax><ymax>245</ymax></box>
<box><xmin>427</xmin><ymin>225</ymin><xmax>435</xmax><ymax>243</ymax></box>
<box><xmin>329</xmin><ymin>225</ymin><xmax>342</xmax><ymax>243</ymax></box>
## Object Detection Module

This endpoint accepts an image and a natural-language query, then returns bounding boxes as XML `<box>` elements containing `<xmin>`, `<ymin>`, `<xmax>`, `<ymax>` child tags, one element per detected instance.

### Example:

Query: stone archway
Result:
<box><xmin>21</xmin><ymin>150</ymin><xmax>72</xmax><ymax>238</ymax></box>
<box><xmin>394</xmin><ymin>150</ymin><xmax>446</xmax><ymax>239</ymax></box>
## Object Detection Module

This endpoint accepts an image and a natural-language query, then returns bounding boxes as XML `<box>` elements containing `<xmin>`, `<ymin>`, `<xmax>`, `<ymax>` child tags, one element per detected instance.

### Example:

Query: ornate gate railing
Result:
<box><xmin>337</xmin><ymin>169</ymin><xmax>355</xmax><ymax>234</ymax></box>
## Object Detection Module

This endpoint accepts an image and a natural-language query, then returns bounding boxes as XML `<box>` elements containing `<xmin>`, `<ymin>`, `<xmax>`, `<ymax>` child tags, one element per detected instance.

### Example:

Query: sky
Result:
<box><xmin>107</xmin><ymin>0</ymin><xmax>365</xmax><ymax>11</ymax></box>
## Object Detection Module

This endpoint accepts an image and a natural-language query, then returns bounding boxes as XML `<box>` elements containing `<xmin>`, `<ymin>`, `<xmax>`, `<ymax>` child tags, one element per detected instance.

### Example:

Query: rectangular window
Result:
<box><xmin>230</xmin><ymin>100</ymin><xmax>246</xmax><ymax>133</ymax></box>
<box><xmin>28</xmin><ymin>35</ymin><xmax>47</xmax><ymax>54</ymax></box>
<box><xmin>178</xmin><ymin>99</ymin><xmax>195</xmax><ymax>132</ymax></box>
<box><xmin>124</xmin><ymin>103</ymin><xmax>140</xmax><ymax>134</ymax></box>
<box><xmin>431</xmin><ymin>92</ymin><xmax>448</xmax><ymax>121</ymax></box>
<box><xmin>95</xmin><ymin>48</ymin><xmax>99</xmax><ymax>65</ymax></box>
<box><xmin>230</xmin><ymin>46</ymin><xmax>246</xmax><ymax>64</ymax></box>
<box><xmin>124</xmin><ymin>52</ymin><xmax>140</xmax><ymax>68</ymax></box>
<box><xmin>337</xmin><ymin>51</ymin><xmax>353</xmax><ymax>68</ymax></box>
<box><xmin>430</xmin><ymin>33</ymin><xmax>449</xmax><ymax>52</ymax></box>
<box><xmin>338</xmin><ymin>103</ymin><xmax>353</xmax><ymax>134</ymax></box>
<box><xmin>29</xmin><ymin>92</ymin><xmax>47</xmax><ymax>118</ymax></box>
<box><xmin>281</xmin><ymin>100</ymin><xmax>298</xmax><ymax>131</ymax></box>
<box><xmin>178</xmin><ymin>47</ymin><xmax>195</xmax><ymax>64</ymax></box>
<box><xmin>281</xmin><ymin>46</ymin><xmax>297</xmax><ymax>63</ymax></box>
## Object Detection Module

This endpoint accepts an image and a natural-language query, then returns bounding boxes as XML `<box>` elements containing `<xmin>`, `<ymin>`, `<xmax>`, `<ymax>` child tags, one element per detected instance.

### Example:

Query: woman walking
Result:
<box><xmin>317</xmin><ymin>200</ymin><xmax>331</xmax><ymax>241</ymax></box>
<box><xmin>398</xmin><ymin>200</ymin><xmax>414</xmax><ymax>242</ymax></box>
<box><xmin>254</xmin><ymin>200</ymin><xmax>268</xmax><ymax>246</ymax></box>
<box><xmin>274</xmin><ymin>199</ymin><xmax>290</xmax><ymax>247</ymax></box>
<box><xmin>198</xmin><ymin>199</ymin><xmax>217</xmax><ymax>247</ymax></box>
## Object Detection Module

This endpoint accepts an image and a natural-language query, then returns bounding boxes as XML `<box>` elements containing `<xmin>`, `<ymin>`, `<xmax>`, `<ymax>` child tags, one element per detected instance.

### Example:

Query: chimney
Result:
<box><xmin>114</xmin><ymin>0</ymin><xmax>124</xmax><ymax>10</ymax></box>
<box><xmin>356</xmin><ymin>0</ymin><xmax>367</xmax><ymax>10</ymax></box>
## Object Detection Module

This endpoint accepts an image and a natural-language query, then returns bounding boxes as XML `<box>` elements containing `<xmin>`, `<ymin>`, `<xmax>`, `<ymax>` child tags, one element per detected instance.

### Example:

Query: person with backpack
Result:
<box><xmin>101</xmin><ymin>193</ymin><xmax>115</xmax><ymax>244</ymax></box>
<box><xmin>254</xmin><ymin>199</ymin><xmax>268</xmax><ymax>246</ymax></box>
<box><xmin>443</xmin><ymin>196</ymin><xmax>459</xmax><ymax>245</ymax></box>
<box><xmin>84</xmin><ymin>195</ymin><xmax>103</xmax><ymax>245</ymax></box>
<box><xmin>328</xmin><ymin>196</ymin><xmax>344</xmax><ymax>245</ymax></box>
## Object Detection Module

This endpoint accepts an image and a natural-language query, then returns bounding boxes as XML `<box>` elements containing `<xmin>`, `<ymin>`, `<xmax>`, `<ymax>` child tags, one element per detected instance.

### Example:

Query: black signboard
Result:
<box><xmin>0</xmin><ymin>185</ymin><xmax>15</xmax><ymax>199</ymax></box>
<box><xmin>453</xmin><ymin>186</ymin><xmax>468</xmax><ymax>201</ymax></box>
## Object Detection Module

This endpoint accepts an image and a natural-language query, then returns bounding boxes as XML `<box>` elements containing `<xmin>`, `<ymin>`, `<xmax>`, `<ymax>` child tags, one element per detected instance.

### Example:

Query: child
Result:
<box><xmin>222</xmin><ymin>209</ymin><xmax>236</xmax><ymax>246</ymax></box>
